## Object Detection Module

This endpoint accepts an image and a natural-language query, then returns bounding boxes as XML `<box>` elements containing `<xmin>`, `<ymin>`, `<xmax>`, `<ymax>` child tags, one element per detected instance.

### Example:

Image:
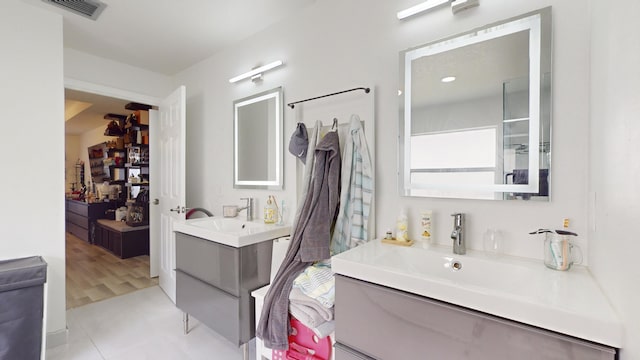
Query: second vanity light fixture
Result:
<box><xmin>229</xmin><ymin>60</ymin><xmax>284</xmax><ymax>83</ymax></box>
<box><xmin>397</xmin><ymin>0</ymin><xmax>479</xmax><ymax>20</ymax></box>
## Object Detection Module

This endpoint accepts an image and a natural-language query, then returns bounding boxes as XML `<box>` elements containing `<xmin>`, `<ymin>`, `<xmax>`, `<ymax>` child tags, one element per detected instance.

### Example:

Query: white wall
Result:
<box><xmin>588</xmin><ymin>0</ymin><xmax>640</xmax><ymax>358</ymax></box>
<box><xmin>0</xmin><ymin>0</ymin><xmax>66</xmax><ymax>343</ymax></box>
<box><xmin>175</xmin><ymin>0</ymin><xmax>590</xmax><ymax>261</ymax></box>
<box><xmin>64</xmin><ymin>48</ymin><xmax>174</xmax><ymax>101</ymax></box>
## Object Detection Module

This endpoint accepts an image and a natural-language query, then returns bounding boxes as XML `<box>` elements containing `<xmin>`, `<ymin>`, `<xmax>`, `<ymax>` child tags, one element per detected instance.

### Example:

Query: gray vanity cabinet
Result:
<box><xmin>335</xmin><ymin>275</ymin><xmax>616</xmax><ymax>360</ymax></box>
<box><xmin>175</xmin><ymin>232</ymin><xmax>272</xmax><ymax>346</ymax></box>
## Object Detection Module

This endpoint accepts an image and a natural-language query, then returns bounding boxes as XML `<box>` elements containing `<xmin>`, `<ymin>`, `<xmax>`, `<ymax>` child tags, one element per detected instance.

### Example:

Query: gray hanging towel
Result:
<box><xmin>256</xmin><ymin>130</ymin><xmax>341</xmax><ymax>350</ymax></box>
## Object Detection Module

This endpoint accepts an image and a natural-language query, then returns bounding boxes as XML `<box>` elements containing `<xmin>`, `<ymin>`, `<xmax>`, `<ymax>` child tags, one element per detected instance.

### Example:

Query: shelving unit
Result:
<box><xmin>94</xmin><ymin>111</ymin><xmax>150</xmax><ymax>201</ymax></box>
<box><xmin>88</xmin><ymin>143</ymin><xmax>108</xmax><ymax>183</ymax></box>
<box><xmin>124</xmin><ymin>142</ymin><xmax>149</xmax><ymax>199</ymax></box>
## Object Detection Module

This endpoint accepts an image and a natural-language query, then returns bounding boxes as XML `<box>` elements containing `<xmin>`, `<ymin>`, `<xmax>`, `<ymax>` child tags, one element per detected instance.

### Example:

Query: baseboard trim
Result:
<box><xmin>46</xmin><ymin>328</ymin><xmax>68</xmax><ymax>349</ymax></box>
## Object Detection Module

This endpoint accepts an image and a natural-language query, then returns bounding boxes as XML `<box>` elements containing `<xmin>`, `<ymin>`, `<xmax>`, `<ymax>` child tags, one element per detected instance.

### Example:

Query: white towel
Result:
<box><xmin>289</xmin><ymin>288</ymin><xmax>334</xmax><ymax>329</ymax></box>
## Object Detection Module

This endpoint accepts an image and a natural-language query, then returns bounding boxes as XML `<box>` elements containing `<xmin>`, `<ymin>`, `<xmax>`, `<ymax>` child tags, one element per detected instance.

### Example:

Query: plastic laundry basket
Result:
<box><xmin>272</xmin><ymin>316</ymin><xmax>332</xmax><ymax>360</ymax></box>
<box><xmin>0</xmin><ymin>256</ymin><xmax>47</xmax><ymax>360</ymax></box>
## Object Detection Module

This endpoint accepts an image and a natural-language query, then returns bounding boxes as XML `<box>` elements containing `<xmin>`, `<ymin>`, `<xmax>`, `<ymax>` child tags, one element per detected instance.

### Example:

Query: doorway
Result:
<box><xmin>64</xmin><ymin>85</ymin><xmax>159</xmax><ymax>309</ymax></box>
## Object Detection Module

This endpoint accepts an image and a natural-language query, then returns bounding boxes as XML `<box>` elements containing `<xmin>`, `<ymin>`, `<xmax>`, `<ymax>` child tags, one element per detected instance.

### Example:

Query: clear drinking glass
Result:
<box><xmin>483</xmin><ymin>228</ymin><xmax>503</xmax><ymax>257</ymax></box>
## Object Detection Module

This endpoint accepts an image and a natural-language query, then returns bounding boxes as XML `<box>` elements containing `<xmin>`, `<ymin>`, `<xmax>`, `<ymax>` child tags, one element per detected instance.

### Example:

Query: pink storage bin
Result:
<box><xmin>272</xmin><ymin>316</ymin><xmax>332</xmax><ymax>360</ymax></box>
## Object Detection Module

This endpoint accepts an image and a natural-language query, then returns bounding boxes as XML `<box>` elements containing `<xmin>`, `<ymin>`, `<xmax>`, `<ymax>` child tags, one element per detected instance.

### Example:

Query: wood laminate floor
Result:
<box><xmin>65</xmin><ymin>232</ymin><xmax>158</xmax><ymax>309</ymax></box>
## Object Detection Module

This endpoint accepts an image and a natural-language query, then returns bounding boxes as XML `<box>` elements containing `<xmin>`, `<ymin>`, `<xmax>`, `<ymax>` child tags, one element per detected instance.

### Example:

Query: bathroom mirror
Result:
<box><xmin>399</xmin><ymin>8</ymin><xmax>551</xmax><ymax>200</ymax></box>
<box><xmin>234</xmin><ymin>87</ymin><xmax>283</xmax><ymax>189</ymax></box>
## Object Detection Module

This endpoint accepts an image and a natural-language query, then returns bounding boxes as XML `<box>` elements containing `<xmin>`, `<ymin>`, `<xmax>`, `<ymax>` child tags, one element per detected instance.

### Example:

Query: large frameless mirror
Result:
<box><xmin>233</xmin><ymin>87</ymin><xmax>283</xmax><ymax>189</ymax></box>
<box><xmin>399</xmin><ymin>8</ymin><xmax>552</xmax><ymax>200</ymax></box>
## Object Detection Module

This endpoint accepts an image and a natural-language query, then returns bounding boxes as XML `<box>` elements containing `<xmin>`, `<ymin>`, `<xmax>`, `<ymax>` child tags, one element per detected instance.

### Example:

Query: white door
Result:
<box><xmin>150</xmin><ymin>86</ymin><xmax>186</xmax><ymax>303</ymax></box>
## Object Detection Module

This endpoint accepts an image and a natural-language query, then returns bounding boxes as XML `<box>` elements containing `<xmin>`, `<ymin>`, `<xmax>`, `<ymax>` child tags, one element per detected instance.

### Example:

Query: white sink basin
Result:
<box><xmin>173</xmin><ymin>217</ymin><xmax>291</xmax><ymax>248</ymax></box>
<box><xmin>331</xmin><ymin>239</ymin><xmax>622</xmax><ymax>348</ymax></box>
<box><xmin>372</xmin><ymin>246</ymin><xmax>525</xmax><ymax>291</ymax></box>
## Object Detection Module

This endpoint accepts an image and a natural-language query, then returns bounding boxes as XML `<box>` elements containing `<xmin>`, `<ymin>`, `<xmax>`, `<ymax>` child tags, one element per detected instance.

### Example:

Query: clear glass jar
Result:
<box><xmin>543</xmin><ymin>233</ymin><xmax>582</xmax><ymax>271</ymax></box>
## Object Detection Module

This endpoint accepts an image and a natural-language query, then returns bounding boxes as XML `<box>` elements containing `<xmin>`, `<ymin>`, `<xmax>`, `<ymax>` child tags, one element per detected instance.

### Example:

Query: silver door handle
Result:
<box><xmin>153</xmin><ymin>199</ymin><xmax>159</xmax><ymax>205</ymax></box>
<box><xmin>170</xmin><ymin>206</ymin><xmax>182</xmax><ymax>213</ymax></box>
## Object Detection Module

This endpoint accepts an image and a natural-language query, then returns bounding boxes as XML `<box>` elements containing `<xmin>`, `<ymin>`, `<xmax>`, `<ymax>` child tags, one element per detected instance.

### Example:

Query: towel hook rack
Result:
<box><xmin>287</xmin><ymin>87</ymin><xmax>370</xmax><ymax>109</ymax></box>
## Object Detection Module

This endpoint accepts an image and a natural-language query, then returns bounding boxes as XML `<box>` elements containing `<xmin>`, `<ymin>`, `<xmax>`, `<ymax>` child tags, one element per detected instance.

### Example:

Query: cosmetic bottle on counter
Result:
<box><xmin>421</xmin><ymin>210</ymin><xmax>433</xmax><ymax>243</ymax></box>
<box><xmin>396</xmin><ymin>208</ymin><xmax>409</xmax><ymax>242</ymax></box>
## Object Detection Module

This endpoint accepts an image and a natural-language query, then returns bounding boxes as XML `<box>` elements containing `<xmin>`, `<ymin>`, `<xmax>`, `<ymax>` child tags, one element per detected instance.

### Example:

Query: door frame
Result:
<box><xmin>64</xmin><ymin>77</ymin><xmax>163</xmax><ymax>278</ymax></box>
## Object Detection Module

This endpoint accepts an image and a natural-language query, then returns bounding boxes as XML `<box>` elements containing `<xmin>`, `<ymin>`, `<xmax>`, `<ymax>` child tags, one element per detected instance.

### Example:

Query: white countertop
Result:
<box><xmin>173</xmin><ymin>217</ymin><xmax>291</xmax><ymax>248</ymax></box>
<box><xmin>331</xmin><ymin>239</ymin><xmax>622</xmax><ymax>348</ymax></box>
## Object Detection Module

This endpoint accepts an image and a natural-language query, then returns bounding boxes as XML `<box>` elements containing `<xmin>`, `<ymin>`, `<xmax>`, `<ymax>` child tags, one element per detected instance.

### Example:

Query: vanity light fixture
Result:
<box><xmin>397</xmin><ymin>0</ymin><xmax>449</xmax><ymax>20</ymax></box>
<box><xmin>397</xmin><ymin>0</ymin><xmax>479</xmax><ymax>19</ymax></box>
<box><xmin>451</xmin><ymin>0</ymin><xmax>479</xmax><ymax>14</ymax></box>
<box><xmin>441</xmin><ymin>76</ymin><xmax>456</xmax><ymax>83</ymax></box>
<box><xmin>229</xmin><ymin>60</ymin><xmax>284</xmax><ymax>83</ymax></box>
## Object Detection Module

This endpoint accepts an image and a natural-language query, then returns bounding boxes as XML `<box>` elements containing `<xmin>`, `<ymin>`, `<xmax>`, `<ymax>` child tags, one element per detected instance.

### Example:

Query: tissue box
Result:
<box><xmin>223</xmin><ymin>205</ymin><xmax>238</xmax><ymax>218</ymax></box>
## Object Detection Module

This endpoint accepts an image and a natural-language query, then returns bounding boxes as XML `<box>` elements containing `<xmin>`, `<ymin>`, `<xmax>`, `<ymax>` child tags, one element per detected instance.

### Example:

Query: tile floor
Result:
<box><xmin>46</xmin><ymin>286</ymin><xmax>256</xmax><ymax>360</ymax></box>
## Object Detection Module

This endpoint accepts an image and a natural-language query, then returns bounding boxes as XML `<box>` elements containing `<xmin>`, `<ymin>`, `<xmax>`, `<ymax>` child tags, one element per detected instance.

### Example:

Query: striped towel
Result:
<box><xmin>291</xmin><ymin>261</ymin><xmax>335</xmax><ymax>309</ymax></box>
<box><xmin>330</xmin><ymin>115</ymin><xmax>374</xmax><ymax>256</ymax></box>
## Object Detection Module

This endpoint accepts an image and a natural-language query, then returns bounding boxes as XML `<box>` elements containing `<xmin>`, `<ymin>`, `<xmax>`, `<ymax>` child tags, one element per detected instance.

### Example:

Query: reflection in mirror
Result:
<box><xmin>234</xmin><ymin>87</ymin><xmax>283</xmax><ymax>189</ymax></box>
<box><xmin>400</xmin><ymin>8</ymin><xmax>551</xmax><ymax>200</ymax></box>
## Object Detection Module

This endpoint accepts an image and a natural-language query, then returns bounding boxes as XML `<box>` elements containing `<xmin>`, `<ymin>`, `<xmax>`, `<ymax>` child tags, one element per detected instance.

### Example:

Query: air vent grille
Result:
<box><xmin>42</xmin><ymin>0</ymin><xmax>107</xmax><ymax>20</ymax></box>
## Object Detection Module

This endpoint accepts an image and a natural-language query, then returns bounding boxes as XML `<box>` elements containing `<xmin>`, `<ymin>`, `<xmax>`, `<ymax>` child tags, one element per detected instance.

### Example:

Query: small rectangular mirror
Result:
<box><xmin>399</xmin><ymin>8</ymin><xmax>552</xmax><ymax>200</ymax></box>
<box><xmin>233</xmin><ymin>87</ymin><xmax>283</xmax><ymax>189</ymax></box>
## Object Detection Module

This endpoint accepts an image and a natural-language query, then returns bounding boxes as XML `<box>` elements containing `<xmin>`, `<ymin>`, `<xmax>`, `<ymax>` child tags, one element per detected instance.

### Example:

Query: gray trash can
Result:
<box><xmin>0</xmin><ymin>256</ymin><xmax>47</xmax><ymax>360</ymax></box>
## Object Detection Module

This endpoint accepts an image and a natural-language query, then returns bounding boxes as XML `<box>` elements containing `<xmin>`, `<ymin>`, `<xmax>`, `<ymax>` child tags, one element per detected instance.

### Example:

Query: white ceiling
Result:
<box><xmin>28</xmin><ymin>0</ymin><xmax>315</xmax><ymax>75</ymax></box>
<box><xmin>23</xmin><ymin>0</ymin><xmax>316</xmax><ymax>134</ymax></box>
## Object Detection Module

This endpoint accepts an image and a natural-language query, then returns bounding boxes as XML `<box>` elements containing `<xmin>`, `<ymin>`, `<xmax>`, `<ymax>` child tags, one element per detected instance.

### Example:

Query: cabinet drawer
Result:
<box><xmin>334</xmin><ymin>343</ymin><xmax>374</xmax><ymax>360</ymax></box>
<box><xmin>176</xmin><ymin>270</ymin><xmax>240</xmax><ymax>345</ymax></box>
<box><xmin>67</xmin><ymin>212</ymin><xmax>89</xmax><ymax>229</ymax></box>
<box><xmin>67</xmin><ymin>222</ymin><xmax>89</xmax><ymax>242</ymax></box>
<box><xmin>176</xmin><ymin>233</ymin><xmax>240</xmax><ymax>296</ymax></box>
<box><xmin>335</xmin><ymin>275</ymin><xmax>616</xmax><ymax>360</ymax></box>
<box><xmin>67</xmin><ymin>200</ymin><xmax>88</xmax><ymax>216</ymax></box>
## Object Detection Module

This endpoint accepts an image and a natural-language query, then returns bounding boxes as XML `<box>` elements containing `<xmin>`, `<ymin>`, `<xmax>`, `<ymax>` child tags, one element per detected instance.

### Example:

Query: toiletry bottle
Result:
<box><xmin>264</xmin><ymin>195</ymin><xmax>278</xmax><ymax>224</ymax></box>
<box><xmin>421</xmin><ymin>210</ymin><xmax>433</xmax><ymax>242</ymax></box>
<box><xmin>396</xmin><ymin>208</ymin><xmax>409</xmax><ymax>242</ymax></box>
<box><xmin>276</xmin><ymin>200</ymin><xmax>285</xmax><ymax>226</ymax></box>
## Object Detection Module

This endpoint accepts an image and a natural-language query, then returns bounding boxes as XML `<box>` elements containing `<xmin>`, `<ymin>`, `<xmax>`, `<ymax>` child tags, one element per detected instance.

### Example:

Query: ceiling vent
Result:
<box><xmin>42</xmin><ymin>0</ymin><xmax>107</xmax><ymax>20</ymax></box>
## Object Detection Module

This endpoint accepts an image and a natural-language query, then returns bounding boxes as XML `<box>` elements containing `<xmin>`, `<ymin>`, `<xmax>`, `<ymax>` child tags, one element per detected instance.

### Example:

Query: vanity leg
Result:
<box><xmin>240</xmin><ymin>342</ymin><xmax>249</xmax><ymax>360</ymax></box>
<box><xmin>182</xmin><ymin>312</ymin><xmax>189</xmax><ymax>335</ymax></box>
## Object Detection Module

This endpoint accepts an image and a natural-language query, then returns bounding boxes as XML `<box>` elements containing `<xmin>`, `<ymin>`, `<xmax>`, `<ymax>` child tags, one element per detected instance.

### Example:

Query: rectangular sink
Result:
<box><xmin>372</xmin><ymin>245</ymin><xmax>526</xmax><ymax>292</ymax></box>
<box><xmin>173</xmin><ymin>217</ymin><xmax>291</xmax><ymax>248</ymax></box>
<box><xmin>331</xmin><ymin>239</ymin><xmax>622</xmax><ymax>348</ymax></box>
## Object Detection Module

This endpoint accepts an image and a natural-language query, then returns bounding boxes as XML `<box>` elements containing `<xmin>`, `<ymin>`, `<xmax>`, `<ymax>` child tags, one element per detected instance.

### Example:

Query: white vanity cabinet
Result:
<box><xmin>335</xmin><ymin>275</ymin><xmax>616</xmax><ymax>360</ymax></box>
<box><xmin>175</xmin><ymin>232</ymin><xmax>273</xmax><ymax>346</ymax></box>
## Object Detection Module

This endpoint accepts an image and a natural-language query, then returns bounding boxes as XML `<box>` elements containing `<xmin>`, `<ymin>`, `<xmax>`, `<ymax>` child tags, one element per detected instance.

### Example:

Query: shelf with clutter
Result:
<box><xmin>94</xmin><ymin>105</ymin><xmax>152</xmax><ymax>202</ymax></box>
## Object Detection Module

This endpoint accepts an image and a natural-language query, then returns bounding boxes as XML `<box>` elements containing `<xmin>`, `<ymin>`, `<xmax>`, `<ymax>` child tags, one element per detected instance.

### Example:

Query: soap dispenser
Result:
<box><xmin>264</xmin><ymin>195</ymin><xmax>278</xmax><ymax>224</ymax></box>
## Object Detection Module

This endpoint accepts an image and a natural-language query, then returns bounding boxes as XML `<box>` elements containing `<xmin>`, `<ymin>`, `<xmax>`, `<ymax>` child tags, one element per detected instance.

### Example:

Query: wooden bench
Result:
<box><xmin>95</xmin><ymin>219</ymin><xmax>149</xmax><ymax>259</ymax></box>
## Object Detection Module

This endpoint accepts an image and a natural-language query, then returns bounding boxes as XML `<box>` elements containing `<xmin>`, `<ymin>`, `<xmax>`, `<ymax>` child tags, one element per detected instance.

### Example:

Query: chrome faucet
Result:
<box><xmin>451</xmin><ymin>213</ymin><xmax>465</xmax><ymax>255</ymax></box>
<box><xmin>238</xmin><ymin>197</ymin><xmax>253</xmax><ymax>221</ymax></box>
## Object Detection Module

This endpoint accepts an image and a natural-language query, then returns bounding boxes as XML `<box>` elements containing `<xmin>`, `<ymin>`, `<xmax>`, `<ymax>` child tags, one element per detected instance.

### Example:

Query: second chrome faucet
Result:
<box><xmin>451</xmin><ymin>213</ymin><xmax>465</xmax><ymax>255</ymax></box>
<box><xmin>238</xmin><ymin>197</ymin><xmax>254</xmax><ymax>221</ymax></box>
